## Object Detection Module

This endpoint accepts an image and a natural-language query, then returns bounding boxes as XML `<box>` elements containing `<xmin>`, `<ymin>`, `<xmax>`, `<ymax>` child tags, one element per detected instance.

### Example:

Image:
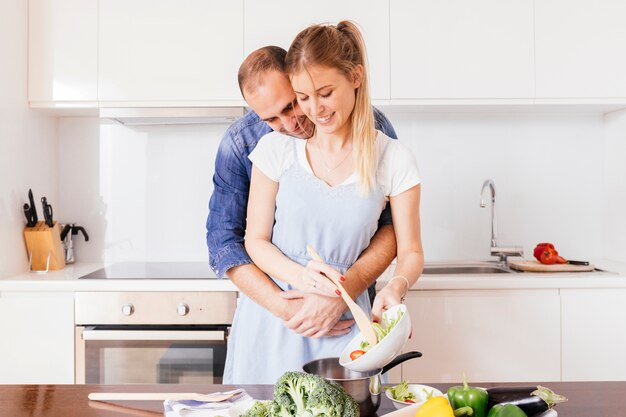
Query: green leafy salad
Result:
<box><xmin>388</xmin><ymin>380</ymin><xmax>416</xmax><ymax>402</ymax></box>
<box><xmin>360</xmin><ymin>309</ymin><xmax>404</xmax><ymax>351</ymax></box>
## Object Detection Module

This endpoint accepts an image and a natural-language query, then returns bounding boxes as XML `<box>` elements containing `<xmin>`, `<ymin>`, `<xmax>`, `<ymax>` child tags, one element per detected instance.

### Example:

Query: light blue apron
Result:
<box><xmin>224</xmin><ymin>138</ymin><xmax>388</xmax><ymax>384</ymax></box>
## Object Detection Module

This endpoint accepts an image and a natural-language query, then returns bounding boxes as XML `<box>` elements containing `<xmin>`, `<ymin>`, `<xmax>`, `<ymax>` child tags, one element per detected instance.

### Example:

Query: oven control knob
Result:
<box><xmin>177</xmin><ymin>303</ymin><xmax>190</xmax><ymax>316</ymax></box>
<box><xmin>121</xmin><ymin>304</ymin><xmax>135</xmax><ymax>316</ymax></box>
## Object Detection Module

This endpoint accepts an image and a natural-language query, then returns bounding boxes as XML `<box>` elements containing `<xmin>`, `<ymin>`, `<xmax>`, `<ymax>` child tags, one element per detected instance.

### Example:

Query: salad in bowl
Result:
<box><xmin>339</xmin><ymin>304</ymin><xmax>411</xmax><ymax>372</ymax></box>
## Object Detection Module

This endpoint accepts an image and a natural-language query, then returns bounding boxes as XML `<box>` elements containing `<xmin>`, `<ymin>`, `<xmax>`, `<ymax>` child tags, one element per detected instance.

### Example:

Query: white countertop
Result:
<box><xmin>0</xmin><ymin>263</ymin><xmax>238</xmax><ymax>292</ymax></box>
<box><xmin>1</xmin><ymin>259</ymin><xmax>626</xmax><ymax>292</ymax></box>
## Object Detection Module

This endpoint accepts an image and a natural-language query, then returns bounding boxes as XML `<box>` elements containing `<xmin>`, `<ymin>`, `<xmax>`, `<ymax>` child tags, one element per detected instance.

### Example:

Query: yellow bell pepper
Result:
<box><xmin>415</xmin><ymin>396</ymin><xmax>455</xmax><ymax>417</ymax></box>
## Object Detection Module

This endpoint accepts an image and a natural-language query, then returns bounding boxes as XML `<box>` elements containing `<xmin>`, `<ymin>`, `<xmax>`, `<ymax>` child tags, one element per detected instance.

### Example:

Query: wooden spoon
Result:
<box><xmin>306</xmin><ymin>245</ymin><xmax>378</xmax><ymax>346</ymax></box>
<box><xmin>88</xmin><ymin>391</ymin><xmax>239</xmax><ymax>402</ymax></box>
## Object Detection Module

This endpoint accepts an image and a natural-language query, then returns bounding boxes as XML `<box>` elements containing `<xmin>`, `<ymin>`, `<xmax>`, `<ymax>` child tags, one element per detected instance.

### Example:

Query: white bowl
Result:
<box><xmin>339</xmin><ymin>304</ymin><xmax>411</xmax><ymax>372</ymax></box>
<box><xmin>385</xmin><ymin>384</ymin><xmax>444</xmax><ymax>410</ymax></box>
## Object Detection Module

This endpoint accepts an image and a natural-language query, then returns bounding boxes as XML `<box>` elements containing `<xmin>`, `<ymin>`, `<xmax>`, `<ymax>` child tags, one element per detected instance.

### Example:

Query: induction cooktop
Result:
<box><xmin>79</xmin><ymin>262</ymin><xmax>219</xmax><ymax>279</ymax></box>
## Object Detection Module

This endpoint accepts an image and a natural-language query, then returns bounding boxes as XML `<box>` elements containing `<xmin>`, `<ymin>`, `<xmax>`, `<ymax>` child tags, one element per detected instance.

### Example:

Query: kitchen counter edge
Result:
<box><xmin>2</xmin><ymin>259</ymin><xmax>626</xmax><ymax>292</ymax></box>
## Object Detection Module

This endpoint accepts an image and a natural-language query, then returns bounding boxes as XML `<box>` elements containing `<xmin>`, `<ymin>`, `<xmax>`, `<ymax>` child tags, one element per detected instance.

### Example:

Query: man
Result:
<box><xmin>206</xmin><ymin>46</ymin><xmax>397</xmax><ymax>340</ymax></box>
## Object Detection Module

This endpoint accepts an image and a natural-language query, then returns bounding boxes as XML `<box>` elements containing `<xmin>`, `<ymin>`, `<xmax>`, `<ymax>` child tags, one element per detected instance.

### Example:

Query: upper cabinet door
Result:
<box><xmin>29</xmin><ymin>0</ymin><xmax>98</xmax><ymax>103</ymax></box>
<box><xmin>244</xmin><ymin>0</ymin><xmax>390</xmax><ymax>100</ymax></box>
<box><xmin>99</xmin><ymin>0</ymin><xmax>243</xmax><ymax>103</ymax></box>
<box><xmin>535</xmin><ymin>0</ymin><xmax>626</xmax><ymax>99</ymax></box>
<box><xmin>390</xmin><ymin>0</ymin><xmax>534</xmax><ymax>100</ymax></box>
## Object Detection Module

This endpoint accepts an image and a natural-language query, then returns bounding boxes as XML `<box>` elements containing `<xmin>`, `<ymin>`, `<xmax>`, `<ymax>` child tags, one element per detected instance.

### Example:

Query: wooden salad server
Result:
<box><xmin>88</xmin><ymin>391</ymin><xmax>239</xmax><ymax>402</ymax></box>
<box><xmin>306</xmin><ymin>245</ymin><xmax>378</xmax><ymax>346</ymax></box>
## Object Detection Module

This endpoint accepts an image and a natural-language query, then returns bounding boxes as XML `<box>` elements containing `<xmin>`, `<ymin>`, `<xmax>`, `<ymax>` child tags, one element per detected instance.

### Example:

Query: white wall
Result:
<box><xmin>57</xmin><ymin>118</ymin><xmax>224</xmax><ymax>264</ymax></box>
<box><xmin>57</xmin><ymin>110</ymin><xmax>608</xmax><ymax>265</ymax></box>
<box><xmin>603</xmin><ymin>109</ymin><xmax>626</xmax><ymax>262</ymax></box>
<box><xmin>0</xmin><ymin>0</ymin><xmax>58</xmax><ymax>277</ymax></box>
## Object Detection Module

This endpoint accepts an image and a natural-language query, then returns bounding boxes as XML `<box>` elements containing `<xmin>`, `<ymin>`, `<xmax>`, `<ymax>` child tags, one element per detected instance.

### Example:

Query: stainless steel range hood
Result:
<box><xmin>100</xmin><ymin>107</ymin><xmax>246</xmax><ymax>126</ymax></box>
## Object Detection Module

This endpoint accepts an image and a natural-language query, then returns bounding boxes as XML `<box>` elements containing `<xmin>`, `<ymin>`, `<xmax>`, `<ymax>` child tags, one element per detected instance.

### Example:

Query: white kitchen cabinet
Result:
<box><xmin>244</xmin><ymin>0</ymin><xmax>390</xmax><ymax>100</ymax></box>
<box><xmin>0</xmin><ymin>292</ymin><xmax>74</xmax><ymax>384</ymax></box>
<box><xmin>98</xmin><ymin>0</ymin><xmax>243</xmax><ymax>103</ymax></box>
<box><xmin>561</xmin><ymin>289</ymin><xmax>626</xmax><ymax>381</ymax></box>
<box><xmin>390</xmin><ymin>0</ymin><xmax>534</xmax><ymax>100</ymax></box>
<box><xmin>28</xmin><ymin>0</ymin><xmax>98</xmax><ymax>105</ymax></box>
<box><xmin>535</xmin><ymin>0</ymin><xmax>626</xmax><ymax>99</ymax></box>
<box><xmin>402</xmin><ymin>289</ymin><xmax>561</xmax><ymax>383</ymax></box>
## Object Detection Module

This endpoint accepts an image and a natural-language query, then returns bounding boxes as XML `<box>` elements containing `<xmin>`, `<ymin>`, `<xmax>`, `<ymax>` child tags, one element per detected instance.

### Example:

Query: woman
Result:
<box><xmin>226</xmin><ymin>21</ymin><xmax>423</xmax><ymax>384</ymax></box>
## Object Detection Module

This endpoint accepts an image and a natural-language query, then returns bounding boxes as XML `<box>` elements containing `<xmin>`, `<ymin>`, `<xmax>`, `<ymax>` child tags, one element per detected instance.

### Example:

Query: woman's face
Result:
<box><xmin>290</xmin><ymin>64</ymin><xmax>362</xmax><ymax>137</ymax></box>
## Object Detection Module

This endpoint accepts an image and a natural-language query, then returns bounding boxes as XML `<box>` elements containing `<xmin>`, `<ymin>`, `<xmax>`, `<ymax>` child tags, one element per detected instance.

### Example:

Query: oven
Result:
<box><xmin>75</xmin><ymin>291</ymin><xmax>237</xmax><ymax>384</ymax></box>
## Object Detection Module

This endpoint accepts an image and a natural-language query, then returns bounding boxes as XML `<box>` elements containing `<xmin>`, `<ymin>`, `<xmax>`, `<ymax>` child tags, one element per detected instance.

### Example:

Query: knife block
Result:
<box><xmin>23</xmin><ymin>221</ymin><xmax>65</xmax><ymax>272</ymax></box>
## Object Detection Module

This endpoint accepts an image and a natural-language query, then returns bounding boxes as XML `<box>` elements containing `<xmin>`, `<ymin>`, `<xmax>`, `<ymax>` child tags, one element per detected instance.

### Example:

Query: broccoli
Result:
<box><xmin>305</xmin><ymin>376</ymin><xmax>359</xmax><ymax>417</ymax></box>
<box><xmin>247</xmin><ymin>371</ymin><xmax>359</xmax><ymax>417</ymax></box>
<box><xmin>241</xmin><ymin>400</ymin><xmax>271</xmax><ymax>417</ymax></box>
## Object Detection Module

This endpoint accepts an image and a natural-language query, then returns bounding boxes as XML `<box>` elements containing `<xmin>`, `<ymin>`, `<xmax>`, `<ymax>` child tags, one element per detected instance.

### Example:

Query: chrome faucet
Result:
<box><xmin>480</xmin><ymin>179</ymin><xmax>497</xmax><ymax>248</ymax></box>
<box><xmin>480</xmin><ymin>179</ymin><xmax>523</xmax><ymax>263</ymax></box>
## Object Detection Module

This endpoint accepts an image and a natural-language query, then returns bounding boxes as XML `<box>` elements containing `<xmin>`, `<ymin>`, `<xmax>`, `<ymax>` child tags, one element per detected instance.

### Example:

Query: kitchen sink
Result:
<box><xmin>422</xmin><ymin>262</ymin><xmax>518</xmax><ymax>275</ymax></box>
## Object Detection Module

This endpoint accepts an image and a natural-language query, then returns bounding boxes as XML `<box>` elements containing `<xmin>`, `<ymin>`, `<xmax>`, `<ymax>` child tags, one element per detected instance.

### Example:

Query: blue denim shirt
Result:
<box><xmin>206</xmin><ymin>108</ymin><xmax>398</xmax><ymax>277</ymax></box>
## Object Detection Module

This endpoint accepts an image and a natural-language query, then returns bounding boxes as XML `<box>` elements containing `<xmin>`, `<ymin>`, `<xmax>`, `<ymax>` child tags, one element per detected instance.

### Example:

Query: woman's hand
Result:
<box><xmin>371</xmin><ymin>279</ymin><xmax>406</xmax><ymax>322</ymax></box>
<box><xmin>297</xmin><ymin>260</ymin><xmax>342</xmax><ymax>297</ymax></box>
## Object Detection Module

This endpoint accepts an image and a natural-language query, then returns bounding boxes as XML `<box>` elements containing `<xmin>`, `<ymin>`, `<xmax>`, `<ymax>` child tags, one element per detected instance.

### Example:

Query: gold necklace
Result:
<box><xmin>313</xmin><ymin>143</ymin><xmax>353</xmax><ymax>173</ymax></box>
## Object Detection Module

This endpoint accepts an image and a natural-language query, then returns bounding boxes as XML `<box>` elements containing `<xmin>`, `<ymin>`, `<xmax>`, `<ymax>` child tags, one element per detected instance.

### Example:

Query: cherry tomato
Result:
<box><xmin>349</xmin><ymin>350</ymin><xmax>366</xmax><ymax>360</ymax></box>
<box><xmin>404</xmin><ymin>399</ymin><xmax>416</xmax><ymax>403</ymax></box>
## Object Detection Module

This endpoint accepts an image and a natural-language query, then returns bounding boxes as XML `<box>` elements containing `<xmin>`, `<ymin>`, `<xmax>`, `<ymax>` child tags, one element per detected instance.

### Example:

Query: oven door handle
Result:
<box><xmin>81</xmin><ymin>329</ymin><xmax>226</xmax><ymax>341</ymax></box>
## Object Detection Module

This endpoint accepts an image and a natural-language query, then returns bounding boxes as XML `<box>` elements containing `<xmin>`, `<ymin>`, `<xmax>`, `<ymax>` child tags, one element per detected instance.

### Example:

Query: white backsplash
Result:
<box><xmin>603</xmin><ymin>109</ymin><xmax>626</xmax><ymax>263</ymax></box>
<box><xmin>0</xmin><ymin>0</ymin><xmax>58</xmax><ymax>277</ymax></box>
<box><xmin>55</xmin><ymin>110</ymin><xmax>613</xmax><ymax>266</ymax></box>
<box><xmin>386</xmin><ymin>111</ymin><xmax>605</xmax><ymax>262</ymax></box>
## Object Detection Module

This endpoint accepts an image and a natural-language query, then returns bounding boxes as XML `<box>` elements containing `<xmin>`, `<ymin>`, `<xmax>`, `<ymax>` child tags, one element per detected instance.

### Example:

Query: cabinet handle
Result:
<box><xmin>81</xmin><ymin>330</ymin><xmax>225</xmax><ymax>341</ymax></box>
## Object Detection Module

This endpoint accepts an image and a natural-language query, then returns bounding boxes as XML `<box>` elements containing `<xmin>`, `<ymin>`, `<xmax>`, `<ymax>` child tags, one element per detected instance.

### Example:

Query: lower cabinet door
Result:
<box><xmin>402</xmin><ymin>289</ymin><xmax>561</xmax><ymax>383</ymax></box>
<box><xmin>561</xmin><ymin>288</ymin><xmax>626</xmax><ymax>381</ymax></box>
<box><xmin>0</xmin><ymin>292</ymin><xmax>74</xmax><ymax>383</ymax></box>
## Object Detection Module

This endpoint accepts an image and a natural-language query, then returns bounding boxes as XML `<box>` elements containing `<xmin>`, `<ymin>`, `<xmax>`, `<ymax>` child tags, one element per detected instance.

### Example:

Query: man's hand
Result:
<box><xmin>280</xmin><ymin>290</ymin><xmax>354</xmax><ymax>338</ymax></box>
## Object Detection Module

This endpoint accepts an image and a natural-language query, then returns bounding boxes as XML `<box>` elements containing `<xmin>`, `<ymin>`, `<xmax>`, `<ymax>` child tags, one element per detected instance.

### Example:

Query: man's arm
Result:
<box><xmin>341</xmin><ymin>224</ymin><xmax>397</xmax><ymax>299</ymax></box>
<box><xmin>227</xmin><ymin>264</ymin><xmax>301</xmax><ymax>321</ymax></box>
<box><xmin>206</xmin><ymin>129</ymin><xmax>302</xmax><ymax>320</ymax></box>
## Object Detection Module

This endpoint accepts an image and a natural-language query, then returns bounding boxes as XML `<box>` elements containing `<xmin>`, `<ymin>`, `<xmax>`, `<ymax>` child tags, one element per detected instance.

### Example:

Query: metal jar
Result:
<box><xmin>303</xmin><ymin>351</ymin><xmax>422</xmax><ymax>416</ymax></box>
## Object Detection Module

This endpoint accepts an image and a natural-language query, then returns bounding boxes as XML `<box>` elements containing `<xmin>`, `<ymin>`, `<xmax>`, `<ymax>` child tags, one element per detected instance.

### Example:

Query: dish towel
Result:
<box><xmin>163</xmin><ymin>389</ymin><xmax>255</xmax><ymax>417</ymax></box>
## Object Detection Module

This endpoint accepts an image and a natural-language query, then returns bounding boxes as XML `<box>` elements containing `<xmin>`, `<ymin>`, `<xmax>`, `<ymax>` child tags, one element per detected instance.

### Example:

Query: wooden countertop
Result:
<box><xmin>1</xmin><ymin>381</ymin><xmax>625</xmax><ymax>416</ymax></box>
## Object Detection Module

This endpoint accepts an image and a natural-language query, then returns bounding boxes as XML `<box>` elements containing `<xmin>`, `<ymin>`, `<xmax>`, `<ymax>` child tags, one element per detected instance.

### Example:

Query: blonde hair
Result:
<box><xmin>285</xmin><ymin>21</ymin><xmax>376</xmax><ymax>194</ymax></box>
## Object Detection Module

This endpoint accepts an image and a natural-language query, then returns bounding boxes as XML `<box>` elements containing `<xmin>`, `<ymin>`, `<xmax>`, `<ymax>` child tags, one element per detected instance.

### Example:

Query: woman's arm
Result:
<box><xmin>372</xmin><ymin>184</ymin><xmax>424</xmax><ymax>321</ymax></box>
<box><xmin>245</xmin><ymin>165</ymin><xmax>340</xmax><ymax>297</ymax></box>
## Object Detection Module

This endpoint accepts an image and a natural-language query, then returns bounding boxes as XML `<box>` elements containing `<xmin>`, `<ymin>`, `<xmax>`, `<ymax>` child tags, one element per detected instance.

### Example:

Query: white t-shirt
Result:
<box><xmin>249</xmin><ymin>130</ymin><xmax>421</xmax><ymax>198</ymax></box>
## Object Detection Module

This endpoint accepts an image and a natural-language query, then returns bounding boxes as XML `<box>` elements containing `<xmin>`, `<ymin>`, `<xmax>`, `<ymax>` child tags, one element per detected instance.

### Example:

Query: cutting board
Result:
<box><xmin>509</xmin><ymin>260</ymin><xmax>594</xmax><ymax>272</ymax></box>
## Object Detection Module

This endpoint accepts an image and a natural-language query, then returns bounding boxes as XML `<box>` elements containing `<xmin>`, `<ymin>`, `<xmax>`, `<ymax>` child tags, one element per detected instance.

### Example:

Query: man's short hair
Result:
<box><xmin>238</xmin><ymin>46</ymin><xmax>287</xmax><ymax>97</ymax></box>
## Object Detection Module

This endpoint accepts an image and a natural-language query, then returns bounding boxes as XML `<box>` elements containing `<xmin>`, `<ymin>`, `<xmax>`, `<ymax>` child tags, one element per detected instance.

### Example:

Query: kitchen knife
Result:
<box><xmin>24</xmin><ymin>189</ymin><xmax>39</xmax><ymax>227</ymax></box>
<box><xmin>567</xmin><ymin>260</ymin><xmax>590</xmax><ymax>266</ymax></box>
<box><xmin>24</xmin><ymin>204</ymin><xmax>36</xmax><ymax>227</ymax></box>
<box><xmin>41</xmin><ymin>196</ymin><xmax>54</xmax><ymax>227</ymax></box>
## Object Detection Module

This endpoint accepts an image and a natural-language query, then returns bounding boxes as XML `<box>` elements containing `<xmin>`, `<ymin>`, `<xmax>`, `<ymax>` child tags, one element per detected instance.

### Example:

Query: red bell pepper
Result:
<box><xmin>533</xmin><ymin>243</ymin><xmax>567</xmax><ymax>265</ymax></box>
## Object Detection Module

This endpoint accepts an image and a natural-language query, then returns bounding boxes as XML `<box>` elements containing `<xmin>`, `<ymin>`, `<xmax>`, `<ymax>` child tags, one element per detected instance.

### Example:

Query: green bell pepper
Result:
<box><xmin>447</xmin><ymin>374</ymin><xmax>489</xmax><ymax>417</ymax></box>
<box><xmin>487</xmin><ymin>404</ymin><xmax>528</xmax><ymax>417</ymax></box>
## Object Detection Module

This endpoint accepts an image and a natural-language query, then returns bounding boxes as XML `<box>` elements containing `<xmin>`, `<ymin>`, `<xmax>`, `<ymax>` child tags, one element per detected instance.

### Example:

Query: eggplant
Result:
<box><xmin>486</xmin><ymin>386</ymin><xmax>567</xmax><ymax>417</ymax></box>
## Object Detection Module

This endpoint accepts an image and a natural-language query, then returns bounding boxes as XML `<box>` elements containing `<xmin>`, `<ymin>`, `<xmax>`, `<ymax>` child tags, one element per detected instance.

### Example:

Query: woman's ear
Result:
<box><xmin>352</xmin><ymin>64</ymin><xmax>364</xmax><ymax>88</ymax></box>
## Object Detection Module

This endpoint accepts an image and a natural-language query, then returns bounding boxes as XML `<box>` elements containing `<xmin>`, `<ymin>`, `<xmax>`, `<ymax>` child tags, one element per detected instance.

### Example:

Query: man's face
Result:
<box><xmin>244</xmin><ymin>70</ymin><xmax>314</xmax><ymax>139</ymax></box>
